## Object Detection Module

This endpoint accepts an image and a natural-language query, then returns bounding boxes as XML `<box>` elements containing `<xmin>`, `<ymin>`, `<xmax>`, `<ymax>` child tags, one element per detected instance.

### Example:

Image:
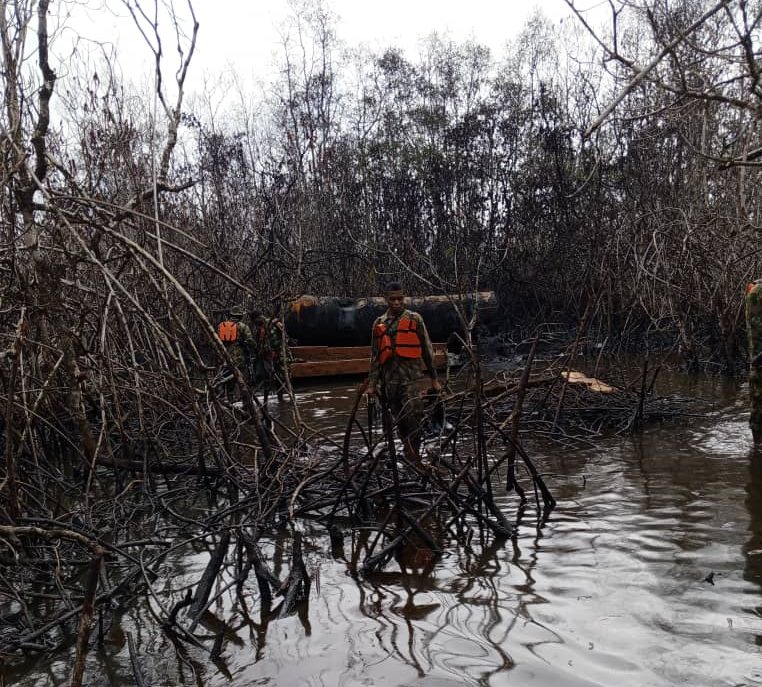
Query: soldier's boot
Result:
<box><xmin>750</xmin><ymin>395</ymin><xmax>762</xmax><ymax>445</ymax></box>
<box><xmin>752</xmin><ymin>420</ymin><xmax>762</xmax><ymax>445</ymax></box>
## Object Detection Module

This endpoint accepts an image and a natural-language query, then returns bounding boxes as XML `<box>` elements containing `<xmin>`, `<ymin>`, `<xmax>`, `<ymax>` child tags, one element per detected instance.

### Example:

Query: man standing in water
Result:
<box><xmin>251</xmin><ymin>310</ymin><xmax>291</xmax><ymax>402</ymax></box>
<box><xmin>367</xmin><ymin>281</ymin><xmax>441</xmax><ymax>460</ymax></box>
<box><xmin>746</xmin><ymin>280</ymin><xmax>762</xmax><ymax>443</ymax></box>
<box><xmin>217</xmin><ymin>305</ymin><xmax>256</xmax><ymax>398</ymax></box>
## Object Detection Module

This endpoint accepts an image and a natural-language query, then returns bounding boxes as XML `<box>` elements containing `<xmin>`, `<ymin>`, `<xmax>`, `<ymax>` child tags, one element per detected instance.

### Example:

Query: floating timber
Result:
<box><xmin>289</xmin><ymin>344</ymin><xmax>449</xmax><ymax>379</ymax></box>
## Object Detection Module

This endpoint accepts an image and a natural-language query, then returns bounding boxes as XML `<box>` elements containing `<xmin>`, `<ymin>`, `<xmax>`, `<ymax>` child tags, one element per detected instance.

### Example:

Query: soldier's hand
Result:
<box><xmin>430</xmin><ymin>379</ymin><xmax>442</xmax><ymax>393</ymax></box>
<box><xmin>366</xmin><ymin>384</ymin><xmax>377</xmax><ymax>403</ymax></box>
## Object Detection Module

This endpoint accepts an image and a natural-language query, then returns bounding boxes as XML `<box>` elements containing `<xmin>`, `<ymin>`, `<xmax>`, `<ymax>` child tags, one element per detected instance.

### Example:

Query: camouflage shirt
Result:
<box><xmin>226</xmin><ymin>320</ymin><xmax>255</xmax><ymax>367</ymax></box>
<box><xmin>368</xmin><ymin>309</ymin><xmax>438</xmax><ymax>387</ymax></box>
<box><xmin>747</xmin><ymin>282</ymin><xmax>762</xmax><ymax>363</ymax></box>
<box><xmin>254</xmin><ymin>319</ymin><xmax>292</xmax><ymax>364</ymax></box>
<box><xmin>745</xmin><ymin>282</ymin><xmax>762</xmax><ymax>437</ymax></box>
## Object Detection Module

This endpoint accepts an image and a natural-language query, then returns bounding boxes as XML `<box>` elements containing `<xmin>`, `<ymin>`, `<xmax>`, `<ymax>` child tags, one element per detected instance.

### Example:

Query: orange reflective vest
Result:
<box><xmin>217</xmin><ymin>320</ymin><xmax>238</xmax><ymax>343</ymax></box>
<box><xmin>747</xmin><ymin>282</ymin><xmax>762</xmax><ymax>295</ymax></box>
<box><xmin>374</xmin><ymin>315</ymin><xmax>422</xmax><ymax>365</ymax></box>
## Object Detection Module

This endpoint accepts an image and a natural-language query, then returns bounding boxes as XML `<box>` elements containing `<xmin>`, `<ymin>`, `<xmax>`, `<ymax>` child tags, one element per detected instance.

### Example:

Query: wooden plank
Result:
<box><xmin>291</xmin><ymin>343</ymin><xmax>447</xmax><ymax>363</ymax></box>
<box><xmin>291</xmin><ymin>346</ymin><xmax>371</xmax><ymax>361</ymax></box>
<box><xmin>289</xmin><ymin>348</ymin><xmax>448</xmax><ymax>379</ymax></box>
<box><xmin>561</xmin><ymin>370</ymin><xmax>620</xmax><ymax>394</ymax></box>
<box><xmin>291</xmin><ymin>358</ymin><xmax>370</xmax><ymax>379</ymax></box>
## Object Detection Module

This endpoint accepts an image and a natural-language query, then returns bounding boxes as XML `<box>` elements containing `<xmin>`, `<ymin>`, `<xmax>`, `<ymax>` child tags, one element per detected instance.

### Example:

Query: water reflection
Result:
<box><xmin>745</xmin><ymin>450</ymin><xmax>762</xmax><ymax>652</ymax></box>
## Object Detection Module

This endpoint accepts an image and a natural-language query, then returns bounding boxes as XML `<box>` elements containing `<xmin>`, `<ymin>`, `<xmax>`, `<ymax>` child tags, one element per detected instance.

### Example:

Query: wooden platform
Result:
<box><xmin>290</xmin><ymin>344</ymin><xmax>448</xmax><ymax>379</ymax></box>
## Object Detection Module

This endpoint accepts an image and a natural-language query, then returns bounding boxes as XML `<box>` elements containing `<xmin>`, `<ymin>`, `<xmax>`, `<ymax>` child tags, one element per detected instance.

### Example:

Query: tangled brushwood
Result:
<box><xmin>2</xmin><ymin>303</ymin><xmax>706</xmax><ymax>679</ymax></box>
<box><xmin>0</xmin><ymin>316</ymin><xmax>559</xmax><ymax>668</ymax></box>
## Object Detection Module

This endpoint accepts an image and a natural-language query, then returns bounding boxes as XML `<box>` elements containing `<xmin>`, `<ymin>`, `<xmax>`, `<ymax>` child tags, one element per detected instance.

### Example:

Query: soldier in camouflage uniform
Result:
<box><xmin>746</xmin><ymin>280</ymin><xmax>762</xmax><ymax>443</ymax></box>
<box><xmin>226</xmin><ymin>306</ymin><xmax>255</xmax><ymax>369</ymax></box>
<box><xmin>252</xmin><ymin>311</ymin><xmax>292</xmax><ymax>402</ymax></box>
<box><xmin>218</xmin><ymin>305</ymin><xmax>255</xmax><ymax>398</ymax></box>
<box><xmin>367</xmin><ymin>282</ymin><xmax>441</xmax><ymax>459</ymax></box>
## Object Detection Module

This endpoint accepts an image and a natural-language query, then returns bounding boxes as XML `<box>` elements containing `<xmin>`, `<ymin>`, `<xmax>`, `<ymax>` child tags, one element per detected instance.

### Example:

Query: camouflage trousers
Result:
<box><xmin>219</xmin><ymin>364</ymin><xmax>251</xmax><ymax>402</ymax></box>
<box><xmin>751</xmin><ymin>369</ymin><xmax>762</xmax><ymax>442</ymax></box>
<box><xmin>382</xmin><ymin>380</ymin><xmax>424</xmax><ymax>453</ymax></box>
<box><xmin>253</xmin><ymin>357</ymin><xmax>289</xmax><ymax>399</ymax></box>
<box><xmin>747</xmin><ymin>283</ymin><xmax>762</xmax><ymax>442</ymax></box>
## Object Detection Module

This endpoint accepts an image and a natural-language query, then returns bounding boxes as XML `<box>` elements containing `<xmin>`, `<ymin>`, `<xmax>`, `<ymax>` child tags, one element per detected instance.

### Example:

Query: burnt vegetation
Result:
<box><xmin>1</xmin><ymin>0</ymin><xmax>761</xmax><ymax>681</ymax></box>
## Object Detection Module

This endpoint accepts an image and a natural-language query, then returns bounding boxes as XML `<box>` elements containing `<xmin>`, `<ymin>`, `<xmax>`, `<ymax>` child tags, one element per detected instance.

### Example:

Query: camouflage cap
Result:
<box><xmin>230</xmin><ymin>305</ymin><xmax>245</xmax><ymax>318</ymax></box>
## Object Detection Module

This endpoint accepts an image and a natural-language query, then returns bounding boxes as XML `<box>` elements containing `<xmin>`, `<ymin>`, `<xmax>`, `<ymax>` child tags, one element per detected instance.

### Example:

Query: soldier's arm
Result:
<box><xmin>275</xmin><ymin>322</ymin><xmax>293</xmax><ymax>363</ymax></box>
<box><xmin>415</xmin><ymin>314</ymin><xmax>438</xmax><ymax>380</ymax></box>
<box><xmin>262</xmin><ymin>323</ymin><xmax>275</xmax><ymax>356</ymax></box>
<box><xmin>241</xmin><ymin>324</ymin><xmax>256</xmax><ymax>352</ymax></box>
<box><xmin>368</xmin><ymin>319</ymin><xmax>381</xmax><ymax>388</ymax></box>
<box><xmin>246</xmin><ymin>325</ymin><xmax>257</xmax><ymax>350</ymax></box>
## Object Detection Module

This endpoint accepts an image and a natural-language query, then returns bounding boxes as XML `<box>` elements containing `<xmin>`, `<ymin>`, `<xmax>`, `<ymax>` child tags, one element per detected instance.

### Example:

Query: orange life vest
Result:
<box><xmin>374</xmin><ymin>314</ymin><xmax>422</xmax><ymax>364</ymax></box>
<box><xmin>217</xmin><ymin>320</ymin><xmax>238</xmax><ymax>343</ymax></box>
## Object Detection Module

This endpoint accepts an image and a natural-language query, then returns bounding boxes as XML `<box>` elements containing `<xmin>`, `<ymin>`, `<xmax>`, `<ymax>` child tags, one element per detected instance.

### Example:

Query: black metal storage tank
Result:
<box><xmin>284</xmin><ymin>293</ymin><xmax>498</xmax><ymax>346</ymax></box>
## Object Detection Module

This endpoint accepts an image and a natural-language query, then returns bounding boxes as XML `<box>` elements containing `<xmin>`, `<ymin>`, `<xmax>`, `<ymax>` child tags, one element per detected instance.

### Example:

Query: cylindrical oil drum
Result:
<box><xmin>285</xmin><ymin>292</ymin><xmax>498</xmax><ymax>346</ymax></box>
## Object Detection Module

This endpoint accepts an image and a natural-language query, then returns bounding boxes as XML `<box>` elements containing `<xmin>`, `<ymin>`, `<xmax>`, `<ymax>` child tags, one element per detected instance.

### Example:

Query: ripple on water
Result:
<box><xmin>689</xmin><ymin>418</ymin><xmax>754</xmax><ymax>456</ymax></box>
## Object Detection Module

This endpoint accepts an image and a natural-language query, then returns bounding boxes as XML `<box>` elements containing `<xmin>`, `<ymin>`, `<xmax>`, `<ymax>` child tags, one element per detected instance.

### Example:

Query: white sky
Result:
<box><xmin>199</xmin><ymin>0</ymin><xmax>573</xmax><ymax>69</ymax></box>
<box><xmin>59</xmin><ymin>0</ymin><xmax>596</xmax><ymax>96</ymax></box>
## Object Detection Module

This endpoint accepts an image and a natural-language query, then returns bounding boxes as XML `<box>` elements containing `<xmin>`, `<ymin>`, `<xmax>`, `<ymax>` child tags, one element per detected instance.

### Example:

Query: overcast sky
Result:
<box><xmin>198</xmin><ymin>0</ymin><xmax>576</xmax><ymax>70</ymax></box>
<box><xmin>61</xmin><ymin>0</ymin><xmax>594</xmax><ymax>96</ymax></box>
